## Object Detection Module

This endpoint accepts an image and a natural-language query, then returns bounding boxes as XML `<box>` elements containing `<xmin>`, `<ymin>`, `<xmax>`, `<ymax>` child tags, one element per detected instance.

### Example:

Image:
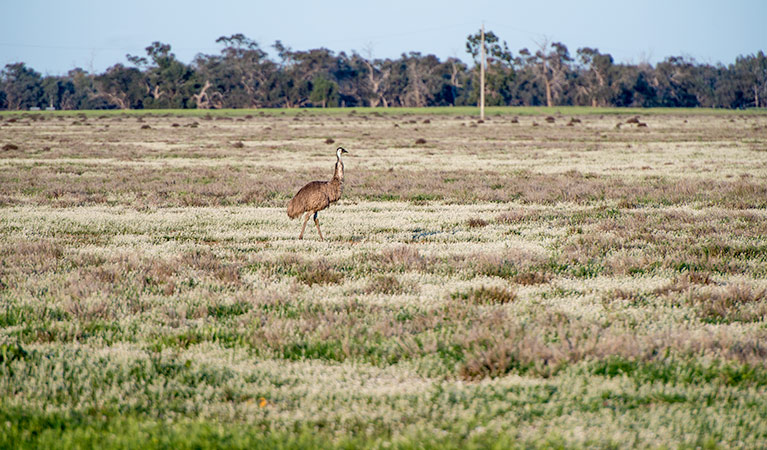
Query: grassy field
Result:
<box><xmin>1</xmin><ymin>107</ymin><xmax>767</xmax><ymax>448</ymax></box>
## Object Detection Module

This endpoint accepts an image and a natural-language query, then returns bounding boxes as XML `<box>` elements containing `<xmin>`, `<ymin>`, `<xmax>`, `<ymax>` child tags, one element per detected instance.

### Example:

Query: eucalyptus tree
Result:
<box><xmin>521</xmin><ymin>40</ymin><xmax>572</xmax><ymax>107</ymax></box>
<box><xmin>733</xmin><ymin>51</ymin><xmax>767</xmax><ymax>108</ymax></box>
<box><xmin>0</xmin><ymin>63</ymin><xmax>43</xmax><ymax>110</ymax></box>
<box><xmin>402</xmin><ymin>52</ymin><xmax>433</xmax><ymax>107</ymax></box>
<box><xmin>465</xmin><ymin>29</ymin><xmax>515</xmax><ymax>106</ymax></box>
<box><xmin>349</xmin><ymin>52</ymin><xmax>391</xmax><ymax>107</ymax></box>
<box><xmin>688</xmin><ymin>63</ymin><xmax>722</xmax><ymax>107</ymax></box>
<box><xmin>94</xmin><ymin>64</ymin><xmax>146</xmax><ymax>109</ymax></box>
<box><xmin>576</xmin><ymin>47</ymin><xmax>614</xmax><ymax>106</ymax></box>
<box><xmin>41</xmin><ymin>76</ymin><xmax>65</xmax><ymax>109</ymax></box>
<box><xmin>60</xmin><ymin>68</ymin><xmax>100</xmax><ymax>110</ymax></box>
<box><xmin>39</xmin><ymin>74</ymin><xmax>101</xmax><ymax>110</ymax></box>
<box><xmin>653</xmin><ymin>56</ymin><xmax>701</xmax><ymax>107</ymax></box>
<box><xmin>308</xmin><ymin>75</ymin><xmax>339</xmax><ymax>107</ymax></box>
<box><xmin>271</xmin><ymin>42</ymin><xmax>341</xmax><ymax>108</ymax></box>
<box><xmin>126</xmin><ymin>42</ymin><xmax>195</xmax><ymax>108</ymax></box>
<box><xmin>192</xmin><ymin>34</ymin><xmax>276</xmax><ymax>108</ymax></box>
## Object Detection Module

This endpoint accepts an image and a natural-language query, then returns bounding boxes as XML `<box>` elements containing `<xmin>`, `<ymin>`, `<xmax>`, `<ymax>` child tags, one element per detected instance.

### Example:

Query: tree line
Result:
<box><xmin>1</xmin><ymin>31</ymin><xmax>765</xmax><ymax>110</ymax></box>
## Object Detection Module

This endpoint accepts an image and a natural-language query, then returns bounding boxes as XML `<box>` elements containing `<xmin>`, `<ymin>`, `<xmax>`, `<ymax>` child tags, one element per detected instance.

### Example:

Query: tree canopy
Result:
<box><xmin>1</xmin><ymin>32</ymin><xmax>764</xmax><ymax>110</ymax></box>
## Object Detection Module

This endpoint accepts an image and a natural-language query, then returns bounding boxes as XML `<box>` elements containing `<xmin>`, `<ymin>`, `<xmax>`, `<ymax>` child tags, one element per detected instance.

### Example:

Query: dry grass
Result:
<box><xmin>377</xmin><ymin>245</ymin><xmax>426</xmax><ymax>271</ymax></box>
<box><xmin>0</xmin><ymin>239</ymin><xmax>64</xmax><ymax>274</ymax></box>
<box><xmin>1</xmin><ymin>163</ymin><xmax>765</xmax><ymax>208</ymax></box>
<box><xmin>654</xmin><ymin>271</ymin><xmax>715</xmax><ymax>296</ymax></box>
<box><xmin>180</xmin><ymin>249</ymin><xmax>242</xmax><ymax>285</ymax></box>
<box><xmin>1</xmin><ymin>110</ymin><xmax>767</xmax><ymax>447</ymax></box>
<box><xmin>689</xmin><ymin>283</ymin><xmax>767</xmax><ymax>323</ymax></box>
<box><xmin>296</xmin><ymin>259</ymin><xmax>344</xmax><ymax>286</ymax></box>
<box><xmin>466</xmin><ymin>217</ymin><xmax>488</xmax><ymax>228</ymax></box>
<box><xmin>364</xmin><ymin>275</ymin><xmax>407</xmax><ymax>294</ymax></box>
<box><xmin>1</xmin><ymin>111</ymin><xmax>766</xmax><ymax>208</ymax></box>
<box><xmin>452</xmin><ymin>286</ymin><xmax>517</xmax><ymax>305</ymax></box>
<box><xmin>512</xmin><ymin>270</ymin><xmax>551</xmax><ymax>285</ymax></box>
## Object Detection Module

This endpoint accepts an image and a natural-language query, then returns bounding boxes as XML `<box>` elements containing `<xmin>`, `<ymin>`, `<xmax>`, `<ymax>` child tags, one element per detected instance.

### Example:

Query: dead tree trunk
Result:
<box><xmin>363</xmin><ymin>59</ymin><xmax>390</xmax><ymax>108</ymax></box>
<box><xmin>102</xmin><ymin>93</ymin><xmax>128</xmax><ymax>109</ymax></box>
<box><xmin>544</xmin><ymin>75</ymin><xmax>553</xmax><ymax>107</ymax></box>
<box><xmin>193</xmin><ymin>80</ymin><xmax>212</xmax><ymax>109</ymax></box>
<box><xmin>151</xmin><ymin>85</ymin><xmax>163</xmax><ymax>101</ymax></box>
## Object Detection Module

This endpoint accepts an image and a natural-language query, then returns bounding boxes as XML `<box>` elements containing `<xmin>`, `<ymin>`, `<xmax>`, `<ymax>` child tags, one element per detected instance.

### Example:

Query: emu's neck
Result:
<box><xmin>332</xmin><ymin>157</ymin><xmax>344</xmax><ymax>182</ymax></box>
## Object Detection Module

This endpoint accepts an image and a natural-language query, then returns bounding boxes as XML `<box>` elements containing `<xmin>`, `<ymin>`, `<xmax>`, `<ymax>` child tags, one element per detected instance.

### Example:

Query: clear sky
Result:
<box><xmin>1</xmin><ymin>0</ymin><xmax>765</xmax><ymax>76</ymax></box>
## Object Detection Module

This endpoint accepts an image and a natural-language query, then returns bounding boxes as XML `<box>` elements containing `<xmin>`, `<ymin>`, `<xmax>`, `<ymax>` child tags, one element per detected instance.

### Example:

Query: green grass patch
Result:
<box><xmin>4</xmin><ymin>106</ymin><xmax>766</xmax><ymax>119</ymax></box>
<box><xmin>0</xmin><ymin>405</ymin><xmax>532</xmax><ymax>450</ymax></box>
<box><xmin>207</xmin><ymin>301</ymin><xmax>252</xmax><ymax>319</ymax></box>
<box><xmin>451</xmin><ymin>286</ymin><xmax>517</xmax><ymax>305</ymax></box>
<box><xmin>151</xmin><ymin>326</ymin><xmax>249</xmax><ymax>351</ymax></box>
<box><xmin>591</xmin><ymin>357</ymin><xmax>767</xmax><ymax>387</ymax></box>
<box><xmin>0</xmin><ymin>304</ymin><xmax>37</xmax><ymax>327</ymax></box>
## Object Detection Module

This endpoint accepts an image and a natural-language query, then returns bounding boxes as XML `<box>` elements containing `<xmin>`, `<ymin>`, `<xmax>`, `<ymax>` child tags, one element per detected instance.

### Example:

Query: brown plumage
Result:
<box><xmin>287</xmin><ymin>147</ymin><xmax>348</xmax><ymax>240</ymax></box>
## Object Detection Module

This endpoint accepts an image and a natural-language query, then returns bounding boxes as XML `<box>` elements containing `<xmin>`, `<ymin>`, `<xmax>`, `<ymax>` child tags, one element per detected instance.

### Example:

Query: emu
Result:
<box><xmin>287</xmin><ymin>147</ymin><xmax>348</xmax><ymax>240</ymax></box>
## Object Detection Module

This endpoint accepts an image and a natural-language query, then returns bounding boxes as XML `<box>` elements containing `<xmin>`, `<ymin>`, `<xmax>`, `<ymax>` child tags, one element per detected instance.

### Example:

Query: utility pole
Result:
<box><xmin>480</xmin><ymin>23</ymin><xmax>485</xmax><ymax>121</ymax></box>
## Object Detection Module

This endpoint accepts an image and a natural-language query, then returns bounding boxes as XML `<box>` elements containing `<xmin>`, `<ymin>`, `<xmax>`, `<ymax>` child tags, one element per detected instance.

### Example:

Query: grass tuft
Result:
<box><xmin>364</xmin><ymin>275</ymin><xmax>406</xmax><ymax>294</ymax></box>
<box><xmin>452</xmin><ymin>286</ymin><xmax>517</xmax><ymax>305</ymax></box>
<box><xmin>466</xmin><ymin>217</ymin><xmax>489</xmax><ymax>228</ymax></box>
<box><xmin>297</xmin><ymin>260</ymin><xmax>343</xmax><ymax>286</ymax></box>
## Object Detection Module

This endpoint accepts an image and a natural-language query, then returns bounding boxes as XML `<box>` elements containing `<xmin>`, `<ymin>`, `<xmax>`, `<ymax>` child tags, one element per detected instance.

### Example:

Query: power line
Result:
<box><xmin>0</xmin><ymin>42</ymin><xmax>129</xmax><ymax>51</ymax></box>
<box><xmin>287</xmin><ymin>21</ymin><xmax>477</xmax><ymax>49</ymax></box>
<box><xmin>480</xmin><ymin>21</ymin><xmax>658</xmax><ymax>64</ymax></box>
<box><xmin>347</xmin><ymin>21</ymin><xmax>476</xmax><ymax>41</ymax></box>
<box><xmin>0</xmin><ymin>22</ymin><xmax>478</xmax><ymax>54</ymax></box>
<box><xmin>0</xmin><ymin>41</ymin><xmax>221</xmax><ymax>53</ymax></box>
<box><xmin>483</xmin><ymin>20</ymin><xmax>547</xmax><ymax>39</ymax></box>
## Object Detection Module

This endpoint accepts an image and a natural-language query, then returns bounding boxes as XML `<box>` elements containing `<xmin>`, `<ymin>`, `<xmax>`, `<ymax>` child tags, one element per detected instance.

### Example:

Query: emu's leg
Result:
<box><xmin>313</xmin><ymin>212</ymin><xmax>324</xmax><ymax>241</ymax></box>
<box><xmin>299</xmin><ymin>212</ymin><xmax>311</xmax><ymax>240</ymax></box>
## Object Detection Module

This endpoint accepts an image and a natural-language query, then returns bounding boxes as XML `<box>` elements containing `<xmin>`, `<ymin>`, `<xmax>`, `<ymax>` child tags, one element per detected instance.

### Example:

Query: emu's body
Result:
<box><xmin>287</xmin><ymin>147</ymin><xmax>347</xmax><ymax>240</ymax></box>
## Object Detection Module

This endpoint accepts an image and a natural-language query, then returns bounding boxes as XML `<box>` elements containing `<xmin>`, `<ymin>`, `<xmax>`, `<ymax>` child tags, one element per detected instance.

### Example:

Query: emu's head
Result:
<box><xmin>336</xmin><ymin>147</ymin><xmax>348</xmax><ymax>159</ymax></box>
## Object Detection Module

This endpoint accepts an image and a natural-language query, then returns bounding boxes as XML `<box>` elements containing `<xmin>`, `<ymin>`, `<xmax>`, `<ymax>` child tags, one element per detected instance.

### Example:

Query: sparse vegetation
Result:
<box><xmin>1</xmin><ymin>108</ymin><xmax>767</xmax><ymax>448</ymax></box>
<box><xmin>452</xmin><ymin>286</ymin><xmax>517</xmax><ymax>304</ymax></box>
<box><xmin>364</xmin><ymin>275</ymin><xmax>407</xmax><ymax>294</ymax></box>
<box><xmin>296</xmin><ymin>260</ymin><xmax>344</xmax><ymax>286</ymax></box>
<box><xmin>466</xmin><ymin>217</ymin><xmax>489</xmax><ymax>228</ymax></box>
